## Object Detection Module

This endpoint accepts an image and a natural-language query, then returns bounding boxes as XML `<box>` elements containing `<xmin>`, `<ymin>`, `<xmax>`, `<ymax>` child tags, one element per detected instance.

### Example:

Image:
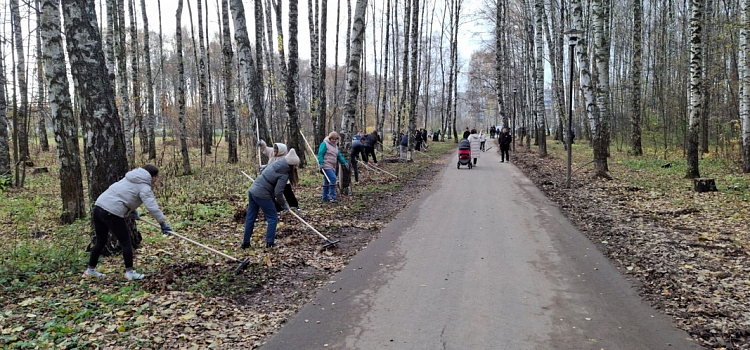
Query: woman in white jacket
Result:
<box><xmin>466</xmin><ymin>129</ymin><xmax>482</xmax><ymax>166</ymax></box>
<box><xmin>84</xmin><ymin>164</ymin><xmax>172</xmax><ymax>281</ymax></box>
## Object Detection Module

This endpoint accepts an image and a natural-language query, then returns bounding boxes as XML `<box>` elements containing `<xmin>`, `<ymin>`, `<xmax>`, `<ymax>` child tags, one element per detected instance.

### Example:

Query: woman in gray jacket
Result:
<box><xmin>242</xmin><ymin>149</ymin><xmax>300</xmax><ymax>249</ymax></box>
<box><xmin>83</xmin><ymin>164</ymin><xmax>172</xmax><ymax>281</ymax></box>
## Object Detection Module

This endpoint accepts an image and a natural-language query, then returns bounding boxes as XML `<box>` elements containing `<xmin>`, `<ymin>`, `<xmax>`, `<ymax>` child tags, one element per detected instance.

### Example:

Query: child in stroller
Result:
<box><xmin>457</xmin><ymin>138</ymin><xmax>472</xmax><ymax>169</ymax></box>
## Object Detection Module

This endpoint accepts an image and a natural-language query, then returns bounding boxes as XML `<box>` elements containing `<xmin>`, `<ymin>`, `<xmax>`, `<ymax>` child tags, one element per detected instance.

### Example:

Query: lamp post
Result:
<box><xmin>564</xmin><ymin>29</ymin><xmax>583</xmax><ymax>189</ymax></box>
<box><xmin>512</xmin><ymin>88</ymin><xmax>517</xmax><ymax>151</ymax></box>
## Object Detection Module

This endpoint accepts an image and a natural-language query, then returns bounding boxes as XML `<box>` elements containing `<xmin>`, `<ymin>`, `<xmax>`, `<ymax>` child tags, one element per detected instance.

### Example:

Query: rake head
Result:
<box><xmin>320</xmin><ymin>239</ymin><xmax>340</xmax><ymax>251</ymax></box>
<box><xmin>234</xmin><ymin>258</ymin><xmax>251</xmax><ymax>274</ymax></box>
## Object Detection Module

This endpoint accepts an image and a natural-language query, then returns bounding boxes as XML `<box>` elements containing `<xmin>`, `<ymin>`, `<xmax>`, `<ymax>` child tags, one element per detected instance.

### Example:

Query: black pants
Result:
<box><xmin>501</xmin><ymin>146</ymin><xmax>510</xmax><ymax>162</ymax></box>
<box><xmin>364</xmin><ymin>146</ymin><xmax>377</xmax><ymax>163</ymax></box>
<box><xmin>89</xmin><ymin>206</ymin><xmax>133</xmax><ymax>270</ymax></box>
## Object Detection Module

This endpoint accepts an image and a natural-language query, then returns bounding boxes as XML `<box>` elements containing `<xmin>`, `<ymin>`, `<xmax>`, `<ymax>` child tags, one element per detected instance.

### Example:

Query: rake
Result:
<box><xmin>140</xmin><ymin>219</ymin><xmax>250</xmax><ymax>274</ymax></box>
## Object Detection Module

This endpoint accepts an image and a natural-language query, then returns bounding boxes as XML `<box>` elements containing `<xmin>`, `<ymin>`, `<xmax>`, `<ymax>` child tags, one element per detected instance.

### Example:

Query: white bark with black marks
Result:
<box><xmin>686</xmin><ymin>0</ymin><xmax>704</xmax><ymax>179</ymax></box>
<box><xmin>176</xmin><ymin>0</ymin><xmax>192</xmax><ymax>174</ymax></box>
<box><xmin>222</xmin><ymin>0</ymin><xmax>238</xmax><ymax>163</ymax></box>
<box><xmin>340</xmin><ymin>0</ymin><xmax>369</xmax><ymax>142</ymax></box>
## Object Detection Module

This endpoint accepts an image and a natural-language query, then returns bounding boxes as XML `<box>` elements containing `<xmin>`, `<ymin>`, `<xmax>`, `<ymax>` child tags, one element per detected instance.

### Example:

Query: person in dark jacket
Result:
<box><xmin>350</xmin><ymin>138</ymin><xmax>367</xmax><ymax>183</ymax></box>
<box><xmin>499</xmin><ymin>127</ymin><xmax>512</xmax><ymax>162</ymax></box>
<box><xmin>242</xmin><ymin>149</ymin><xmax>300</xmax><ymax>249</ymax></box>
<box><xmin>257</xmin><ymin>140</ymin><xmax>299</xmax><ymax>210</ymax></box>
<box><xmin>463</xmin><ymin>127</ymin><xmax>471</xmax><ymax>140</ymax></box>
<box><xmin>415</xmin><ymin>130</ymin><xmax>423</xmax><ymax>151</ymax></box>
<box><xmin>84</xmin><ymin>164</ymin><xmax>172</xmax><ymax>281</ymax></box>
<box><xmin>399</xmin><ymin>133</ymin><xmax>409</xmax><ymax>158</ymax></box>
<box><xmin>363</xmin><ymin>131</ymin><xmax>380</xmax><ymax>165</ymax></box>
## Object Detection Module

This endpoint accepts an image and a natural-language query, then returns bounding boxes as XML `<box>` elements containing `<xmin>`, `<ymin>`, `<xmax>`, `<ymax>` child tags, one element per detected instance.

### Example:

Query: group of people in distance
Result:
<box><xmin>459</xmin><ymin>126</ymin><xmax>512</xmax><ymax>166</ymax></box>
<box><xmin>82</xmin><ymin>130</ymin><xmax>383</xmax><ymax>281</ymax></box>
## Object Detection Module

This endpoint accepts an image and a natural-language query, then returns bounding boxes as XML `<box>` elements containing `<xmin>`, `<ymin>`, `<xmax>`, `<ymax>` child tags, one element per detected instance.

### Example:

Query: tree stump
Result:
<box><xmin>693</xmin><ymin>178</ymin><xmax>717</xmax><ymax>193</ymax></box>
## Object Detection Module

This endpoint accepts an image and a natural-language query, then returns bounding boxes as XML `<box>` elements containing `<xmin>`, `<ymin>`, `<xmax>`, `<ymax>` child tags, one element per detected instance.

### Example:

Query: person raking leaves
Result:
<box><xmin>82</xmin><ymin>164</ymin><xmax>172</xmax><ymax>281</ymax></box>
<box><xmin>241</xmin><ymin>149</ymin><xmax>300</xmax><ymax>249</ymax></box>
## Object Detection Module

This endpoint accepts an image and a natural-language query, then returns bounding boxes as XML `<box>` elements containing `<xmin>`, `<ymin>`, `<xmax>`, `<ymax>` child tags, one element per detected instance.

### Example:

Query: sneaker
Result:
<box><xmin>124</xmin><ymin>270</ymin><xmax>145</xmax><ymax>281</ymax></box>
<box><xmin>266</xmin><ymin>241</ymin><xmax>278</xmax><ymax>248</ymax></box>
<box><xmin>329</xmin><ymin>199</ymin><xmax>338</xmax><ymax>203</ymax></box>
<box><xmin>240</xmin><ymin>242</ymin><xmax>251</xmax><ymax>250</ymax></box>
<box><xmin>82</xmin><ymin>269</ymin><xmax>106</xmax><ymax>278</ymax></box>
<box><xmin>294</xmin><ymin>207</ymin><xmax>302</xmax><ymax>212</ymax></box>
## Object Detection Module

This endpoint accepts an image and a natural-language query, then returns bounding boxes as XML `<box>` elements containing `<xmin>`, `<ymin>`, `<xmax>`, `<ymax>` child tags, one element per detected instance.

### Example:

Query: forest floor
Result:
<box><xmin>511</xmin><ymin>140</ymin><xmax>750</xmax><ymax>350</ymax></box>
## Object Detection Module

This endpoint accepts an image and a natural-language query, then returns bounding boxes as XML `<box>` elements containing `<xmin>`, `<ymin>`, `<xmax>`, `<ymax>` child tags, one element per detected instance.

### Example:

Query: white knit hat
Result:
<box><xmin>285</xmin><ymin>148</ymin><xmax>300</xmax><ymax>166</ymax></box>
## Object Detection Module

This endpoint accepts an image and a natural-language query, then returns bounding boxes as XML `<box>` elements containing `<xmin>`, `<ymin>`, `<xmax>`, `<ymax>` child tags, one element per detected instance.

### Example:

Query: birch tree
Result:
<box><xmin>743</xmin><ymin>0</ymin><xmax>750</xmax><ymax>172</ymax></box>
<box><xmin>571</xmin><ymin>0</ymin><xmax>600</xmax><ymax>172</ymax></box>
<box><xmin>222</xmin><ymin>0</ymin><xmax>238</xmax><ymax>163</ymax></box>
<box><xmin>340</xmin><ymin>0</ymin><xmax>369</xmax><ymax>144</ymax></box>
<box><xmin>61</xmin><ymin>0</ymin><xmax>129</xmax><ymax>204</ymax></box>
<box><xmin>407</xmin><ymin>0</ymin><xmax>419</xmax><ymax>150</ymax></box>
<box><xmin>631</xmin><ymin>0</ymin><xmax>644</xmax><ymax>156</ymax></box>
<box><xmin>285</xmin><ymin>0</ymin><xmax>304</xmax><ymax>164</ymax></box>
<box><xmin>308</xmin><ymin>0</ymin><xmax>322</xmax><ymax>141</ymax></box>
<box><xmin>0</xmin><ymin>43</ymin><xmax>9</xmax><ymax>179</ymax></box>
<box><xmin>534</xmin><ymin>0</ymin><xmax>546</xmax><ymax>156</ymax></box>
<box><xmin>198</xmin><ymin>0</ymin><xmax>211</xmax><ymax>154</ymax></box>
<box><xmin>686</xmin><ymin>0</ymin><xmax>704</xmax><ymax>179</ymax></box>
<box><xmin>41</xmin><ymin>0</ymin><xmax>86</xmax><ymax>223</ymax></box>
<box><xmin>36</xmin><ymin>0</ymin><xmax>50</xmax><ymax>152</ymax></box>
<box><xmin>116</xmin><ymin>0</ymin><xmax>134</xmax><ymax>166</ymax></box>
<box><xmin>176</xmin><ymin>0</ymin><xmax>192</xmax><ymax>174</ymax></box>
<box><xmin>129</xmin><ymin>0</ymin><xmax>144</xmax><ymax>154</ymax></box>
<box><xmin>10</xmin><ymin>0</ymin><xmax>29</xmax><ymax>164</ymax></box>
<box><xmin>141</xmin><ymin>0</ymin><xmax>156</xmax><ymax>160</ymax></box>
<box><xmin>592</xmin><ymin>0</ymin><xmax>611</xmax><ymax>174</ymax></box>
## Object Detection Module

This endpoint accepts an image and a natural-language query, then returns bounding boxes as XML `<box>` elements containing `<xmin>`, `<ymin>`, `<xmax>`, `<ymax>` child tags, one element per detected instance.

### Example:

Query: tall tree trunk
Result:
<box><xmin>743</xmin><ymin>0</ymin><xmax>750</xmax><ymax>172</ymax></box>
<box><xmin>631</xmin><ymin>0</ymin><xmax>643</xmax><ymax>156</ymax></box>
<box><xmin>309</xmin><ymin>0</ymin><xmax>322</xmax><ymax>142</ymax></box>
<box><xmin>176</xmin><ymin>0</ymin><xmax>192</xmax><ymax>174</ymax></box>
<box><xmin>10</xmin><ymin>0</ymin><xmax>29</xmax><ymax>164</ymax></box>
<box><xmin>534</xmin><ymin>0</ymin><xmax>546</xmax><ymax>156</ymax></box>
<box><xmin>116</xmin><ymin>0</ymin><xmax>134</xmax><ymax>166</ymax></box>
<box><xmin>141</xmin><ymin>0</ymin><xmax>156</xmax><ymax>160</ymax></box>
<box><xmin>319</xmin><ymin>0</ymin><xmax>328</xmax><ymax>137</ymax></box>
<box><xmin>686</xmin><ymin>0</ymin><xmax>704</xmax><ymax>179</ymax></box>
<box><xmin>592</xmin><ymin>0</ymin><xmax>611</xmax><ymax>175</ymax></box>
<box><xmin>407</xmin><ymin>0</ymin><xmax>419</xmax><ymax>150</ymax></box>
<box><xmin>198</xmin><ymin>0</ymin><xmax>211</xmax><ymax>154</ymax></box>
<box><xmin>286</xmin><ymin>0</ymin><xmax>304</xmax><ymax>164</ymax></box>
<box><xmin>36</xmin><ymin>0</ymin><xmax>50</xmax><ymax>153</ymax></box>
<box><xmin>378</xmin><ymin>0</ymin><xmax>391</xmax><ymax>135</ymax></box>
<box><xmin>496</xmin><ymin>0</ymin><xmax>506</xmax><ymax>128</ymax></box>
<box><xmin>129</xmin><ymin>0</ymin><xmax>145</xmax><ymax>155</ymax></box>
<box><xmin>339</xmin><ymin>0</ymin><xmax>369</xmax><ymax>146</ymax></box>
<box><xmin>61</xmin><ymin>0</ymin><xmax>129</xmax><ymax>204</ymax></box>
<box><xmin>229</xmin><ymin>0</ymin><xmax>268</xmax><ymax>161</ymax></box>
<box><xmin>397</xmin><ymin>0</ymin><xmax>411</xmax><ymax>138</ymax></box>
<box><xmin>222</xmin><ymin>0</ymin><xmax>238</xmax><ymax>163</ymax></box>
<box><xmin>0</xmin><ymin>42</ymin><xmax>10</xmax><ymax>177</ymax></box>
<box><xmin>571</xmin><ymin>0</ymin><xmax>599</xmax><ymax>166</ymax></box>
<box><xmin>105</xmin><ymin>0</ymin><xmax>116</xmax><ymax>77</ymax></box>
<box><xmin>41</xmin><ymin>0</ymin><xmax>86</xmax><ymax>223</ymax></box>
<box><xmin>158</xmin><ymin>0</ymin><xmax>166</xmax><ymax>143</ymax></box>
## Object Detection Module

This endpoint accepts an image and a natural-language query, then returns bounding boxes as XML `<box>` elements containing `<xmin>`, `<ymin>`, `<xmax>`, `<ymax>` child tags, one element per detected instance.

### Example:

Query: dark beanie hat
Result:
<box><xmin>142</xmin><ymin>164</ymin><xmax>159</xmax><ymax>177</ymax></box>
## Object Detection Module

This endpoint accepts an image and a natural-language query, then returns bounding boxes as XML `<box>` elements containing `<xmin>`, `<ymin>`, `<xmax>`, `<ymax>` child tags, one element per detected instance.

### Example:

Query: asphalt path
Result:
<box><xmin>261</xmin><ymin>145</ymin><xmax>702</xmax><ymax>350</ymax></box>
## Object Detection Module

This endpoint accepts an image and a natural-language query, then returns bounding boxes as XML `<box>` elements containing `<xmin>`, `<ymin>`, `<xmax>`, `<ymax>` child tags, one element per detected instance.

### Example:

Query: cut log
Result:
<box><xmin>31</xmin><ymin>167</ymin><xmax>49</xmax><ymax>174</ymax></box>
<box><xmin>693</xmin><ymin>178</ymin><xmax>717</xmax><ymax>193</ymax></box>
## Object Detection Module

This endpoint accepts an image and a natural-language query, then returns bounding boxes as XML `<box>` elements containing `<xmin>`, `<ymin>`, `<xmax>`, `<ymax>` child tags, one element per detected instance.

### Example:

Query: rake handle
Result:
<box><xmin>140</xmin><ymin>218</ymin><xmax>240</xmax><ymax>262</ymax></box>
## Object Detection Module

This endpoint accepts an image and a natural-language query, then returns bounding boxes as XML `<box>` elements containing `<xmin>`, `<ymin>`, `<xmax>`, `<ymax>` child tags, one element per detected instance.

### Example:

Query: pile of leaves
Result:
<box><xmin>0</xmin><ymin>143</ymin><xmax>453</xmax><ymax>349</ymax></box>
<box><xmin>511</xmin><ymin>145</ymin><xmax>750</xmax><ymax>349</ymax></box>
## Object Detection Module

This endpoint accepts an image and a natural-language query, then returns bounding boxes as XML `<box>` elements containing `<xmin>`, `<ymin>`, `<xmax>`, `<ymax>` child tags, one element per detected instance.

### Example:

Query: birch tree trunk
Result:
<box><xmin>686</xmin><ymin>0</ymin><xmax>704</xmax><ymax>179</ymax></box>
<box><xmin>116</xmin><ymin>0</ymin><xmax>134</xmax><ymax>166</ymax></box>
<box><xmin>496</xmin><ymin>0</ymin><xmax>506</xmax><ymax>128</ymax></box>
<box><xmin>0</xmin><ymin>43</ymin><xmax>10</xmax><ymax>178</ymax></box>
<box><xmin>141</xmin><ymin>0</ymin><xmax>156</xmax><ymax>160</ymax></box>
<box><xmin>340</xmin><ymin>0</ymin><xmax>369</xmax><ymax>144</ymax></box>
<box><xmin>41</xmin><ymin>0</ymin><xmax>86</xmax><ymax>223</ymax></box>
<box><xmin>61</xmin><ymin>0</ymin><xmax>129</xmax><ymax>204</ymax></box>
<box><xmin>534</xmin><ymin>0</ymin><xmax>546</xmax><ymax>156</ymax></box>
<box><xmin>309</xmin><ymin>0</ymin><xmax>321</xmax><ymax>141</ymax></box>
<box><xmin>631</xmin><ymin>0</ymin><xmax>644</xmax><ymax>156</ymax></box>
<box><xmin>10</xmin><ymin>0</ymin><xmax>29</xmax><ymax>163</ymax></box>
<box><xmin>571</xmin><ymin>0</ymin><xmax>599</xmax><ymax>163</ymax></box>
<box><xmin>36</xmin><ymin>0</ymin><xmax>50</xmax><ymax>153</ymax></box>
<box><xmin>407</xmin><ymin>0</ymin><xmax>419</xmax><ymax>150</ymax></box>
<box><xmin>198</xmin><ymin>0</ymin><xmax>211</xmax><ymax>154</ymax></box>
<box><xmin>176</xmin><ymin>0</ymin><xmax>192</xmax><ymax>174</ymax></box>
<box><xmin>743</xmin><ymin>0</ymin><xmax>750</xmax><ymax>172</ymax></box>
<box><xmin>592</xmin><ymin>0</ymin><xmax>611</xmax><ymax>175</ymax></box>
<box><xmin>222</xmin><ymin>0</ymin><xmax>238</xmax><ymax>163</ymax></box>
<box><xmin>105</xmin><ymin>0</ymin><xmax>116</xmax><ymax>77</ymax></box>
<box><xmin>397</xmin><ymin>0</ymin><xmax>411</xmax><ymax>138</ymax></box>
<box><xmin>319</xmin><ymin>0</ymin><xmax>328</xmax><ymax>137</ymax></box>
<box><xmin>286</xmin><ymin>0</ymin><xmax>304</xmax><ymax>164</ymax></box>
<box><xmin>229</xmin><ymin>0</ymin><xmax>268</xmax><ymax>159</ymax></box>
<box><xmin>129</xmin><ymin>0</ymin><xmax>145</xmax><ymax>155</ymax></box>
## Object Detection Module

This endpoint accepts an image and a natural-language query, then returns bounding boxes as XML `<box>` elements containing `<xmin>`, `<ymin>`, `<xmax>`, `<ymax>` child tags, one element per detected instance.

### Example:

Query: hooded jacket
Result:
<box><xmin>258</xmin><ymin>140</ymin><xmax>288</xmax><ymax>163</ymax></box>
<box><xmin>467</xmin><ymin>133</ymin><xmax>482</xmax><ymax>158</ymax></box>
<box><xmin>94</xmin><ymin>167</ymin><xmax>166</xmax><ymax>223</ymax></box>
<box><xmin>250</xmin><ymin>158</ymin><xmax>292</xmax><ymax>206</ymax></box>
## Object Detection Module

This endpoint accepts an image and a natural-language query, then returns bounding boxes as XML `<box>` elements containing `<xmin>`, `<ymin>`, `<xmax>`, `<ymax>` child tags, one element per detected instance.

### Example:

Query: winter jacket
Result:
<box><xmin>250</xmin><ymin>159</ymin><xmax>291</xmax><ymax>207</ymax></box>
<box><xmin>317</xmin><ymin>137</ymin><xmax>348</xmax><ymax>170</ymax></box>
<box><xmin>95</xmin><ymin>167</ymin><xmax>166</xmax><ymax>223</ymax></box>
<box><xmin>400</xmin><ymin>134</ymin><xmax>409</xmax><ymax>147</ymax></box>
<box><xmin>352</xmin><ymin>134</ymin><xmax>363</xmax><ymax>147</ymax></box>
<box><xmin>258</xmin><ymin>140</ymin><xmax>288</xmax><ymax>164</ymax></box>
<box><xmin>467</xmin><ymin>133</ymin><xmax>481</xmax><ymax>158</ymax></box>
<box><xmin>499</xmin><ymin>132</ymin><xmax>512</xmax><ymax>148</ymax></box>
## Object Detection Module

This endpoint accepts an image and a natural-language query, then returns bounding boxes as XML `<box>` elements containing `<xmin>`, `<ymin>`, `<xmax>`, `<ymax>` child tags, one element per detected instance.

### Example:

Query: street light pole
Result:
<box><xmin>512</xmin><ymin>88</ymin><xmax>517</xmax><ymax>151</ymax></box>
<box><xmin>564</xmin><ymin>29</ymin><xmax>582</xmax><ymax>189</ymax></box>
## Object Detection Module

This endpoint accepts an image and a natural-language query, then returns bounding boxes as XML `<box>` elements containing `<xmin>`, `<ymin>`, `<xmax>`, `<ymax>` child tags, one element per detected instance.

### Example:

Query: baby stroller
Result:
<box><xmin>457</xmin><ymin>139</ymin><xmax>472</xmax><ymax>169</ymax></box>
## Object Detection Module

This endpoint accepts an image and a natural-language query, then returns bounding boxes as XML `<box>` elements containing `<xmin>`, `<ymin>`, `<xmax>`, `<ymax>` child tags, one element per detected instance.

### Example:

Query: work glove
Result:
<box><xmin>256</xmin><ymin>140</ymin><xmax>264</xmax><ymax>147</ymax></box>
<box><xmin>160</xmin><ymin>222</ymin><xmax>173</xmax><ymax>236</ymax></box>
<box><xmin>131</xmin><ymin>211</ymin><xmax>140</xmax><ymax>221</ymax></box>
<box><xmin>280</xmin><ymin>203</ymin><xmax>290</xmax><ymax>213</ymax></box>
<box><xmin>319</xmin><ymin>165</ymin><xmax>324</xmax><ymax>174</ymax></box>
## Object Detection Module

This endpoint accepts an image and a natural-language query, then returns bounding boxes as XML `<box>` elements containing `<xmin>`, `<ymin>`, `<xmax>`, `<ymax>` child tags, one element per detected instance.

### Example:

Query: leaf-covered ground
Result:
<box><xmin>511</xmin><ymin>142</ymin><xmax>750</xmax><ymax>350</ymax></box>
<box><xmin>0</xmin><ymin>142</ymin><xmax>453</xmax><ymax>349</ymax></box>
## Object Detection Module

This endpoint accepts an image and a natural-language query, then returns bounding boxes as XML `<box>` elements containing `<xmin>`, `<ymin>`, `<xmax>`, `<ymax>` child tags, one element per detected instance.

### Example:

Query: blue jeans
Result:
<box><xmin>243</xmin><ymin>192</ymin><xmax>278</xmax><ymax>244</ymax></box>
<box><xmin>322</xmin><ymin>169</ymin><xmax>338</xmax><ymax>201</ymax></box>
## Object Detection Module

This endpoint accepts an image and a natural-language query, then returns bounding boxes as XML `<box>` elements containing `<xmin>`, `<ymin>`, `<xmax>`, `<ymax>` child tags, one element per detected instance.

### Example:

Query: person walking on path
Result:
<box><xmin>499</xmin><ymin>127</ymin><xmax>512</xmax><ymax>162</ymax></box>
<box><xmin>317</xmin><ymin>132</ymin><xmax>349</xmax><ymax>202</ymax></box>
<box><xmin>257</xmin><ymin>140</ymin><xmax>300</xmax><ymax>210</ymax></box>
<box><xmin>463</xmin><ymin>127</ymin><xmax>471</xmax><ymax>140</ymax></box>
<box><xmin>479</xmin><ymin>131</ymin><xmax>487</xmax><ymax>151</ymax></box>
<box><xmin>466</xmin><ymin>129</ymin><xmax>482</xmax><ymax>166</ymax></box>
<box><xmin>242</xmin><ymin>149</ymin><xmax>300</xmax><ymax>249</ymax></box>
<box><xmin>83</xmin><ymin>164</ymin><xmax>172</xmax><ymax>281</ymax></box>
